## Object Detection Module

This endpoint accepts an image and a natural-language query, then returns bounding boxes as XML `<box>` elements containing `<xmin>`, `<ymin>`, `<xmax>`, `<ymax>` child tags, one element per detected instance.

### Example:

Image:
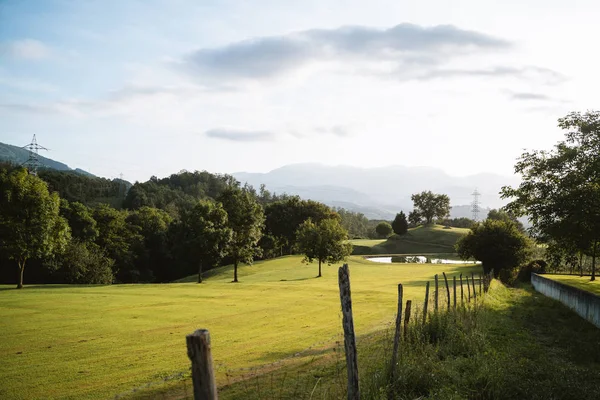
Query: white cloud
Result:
<box><xmin>1</xmin><ymin>39</ymin><xmax>52</xmax><ymax>60</ymax></box>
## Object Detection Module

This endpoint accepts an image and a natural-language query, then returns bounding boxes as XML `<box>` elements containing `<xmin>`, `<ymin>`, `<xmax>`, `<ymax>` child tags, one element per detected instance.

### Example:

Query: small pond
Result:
<box><xmin>366</xmin><ymin>256</ymin><xmax>480</xmax><ymax>264</ymax></box>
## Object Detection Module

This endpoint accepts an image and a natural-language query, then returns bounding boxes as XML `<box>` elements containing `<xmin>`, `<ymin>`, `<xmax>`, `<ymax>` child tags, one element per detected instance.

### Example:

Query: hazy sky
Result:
<box><xmin>1</xmin><ymin>0</ymin><xmax>597</xmax><ymax>182</ymax></box>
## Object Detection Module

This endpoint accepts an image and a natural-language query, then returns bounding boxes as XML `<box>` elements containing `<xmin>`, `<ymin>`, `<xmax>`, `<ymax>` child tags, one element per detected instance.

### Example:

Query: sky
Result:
<box><xmin>0</xmin><ymin>0</ymin><xmax>598</xmax><ymax>183</ymax></box>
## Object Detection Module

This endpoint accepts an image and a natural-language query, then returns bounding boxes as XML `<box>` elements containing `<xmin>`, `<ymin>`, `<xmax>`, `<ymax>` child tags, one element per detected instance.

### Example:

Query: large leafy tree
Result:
<box><xmin>391</xmin><ymin>211</ymin><xmax>408</xmax><ymax>235</ymax></box>
<box><xmin>92</xmin><ymin>204</ymin><xmax>143</xmax><ymax>282</ymax></box>
<box><xmin>502</xmin><ymin>111</ymin><xmax>600</xmax><ymax>281</ymax></box>
<box><xmin>410</xmin><ymin>191</ymin><xmax>451</xmax><ymax>225</ymax></box>
<box><xmin>296</xmin><ymin>218</ymin><xmax>353</xmax><ymax>277</ymax></box>
<box><xmin>126</xmin><ymin>206</ymin><xmax>173</xmax><ymax>282</ymax></box>
<box><xmin>456</xmin><ymin>219</ymin><xmax>530</xmax><ymax>280</ymax></box>
<box><xmin>60</xmin><ymin>199</ymin><xmax>99</xmax><ymax>242</ymax></box>
<box><xmin>218</xmin><ymin>187</ymin><xmax>264</xmax><ymax>282</ymax></box>
<box><xmin>179</xmin><ymin>201</ymin><xmax>232</xmax><ymax>283</ymax></box>
<box><xmin>264</xmin><ymin>197</ymin><xmax>337</xmax><ymax>255</ymax></box>
<box><xmin>375</xmin><ymin>221</ymin><xmax>393</xmax><ymax>238</ymax></box>
<box><xmin>0</xmin><ymin>168</ymin><xmax>71</xmax><ymax>288</ymax></box>
<box><xmin>487</xmin><ymin>209</ymin><xmax>524</xmax><ymax>232</ymax></box>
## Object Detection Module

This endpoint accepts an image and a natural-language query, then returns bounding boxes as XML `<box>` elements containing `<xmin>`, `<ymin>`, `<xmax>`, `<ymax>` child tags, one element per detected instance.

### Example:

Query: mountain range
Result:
<box><xmin>233</xmin><ymin>163</ymin><xmax>519</xmax><ymax>219</ymax></box>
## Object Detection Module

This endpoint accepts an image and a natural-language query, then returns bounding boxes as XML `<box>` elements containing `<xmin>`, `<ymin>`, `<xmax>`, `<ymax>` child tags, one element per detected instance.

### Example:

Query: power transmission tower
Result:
<box><xmin>471</xmin><ymin>188</ymin><xmax>481</xmax><ymax>221</ymax></box>
<box><xmin>22</xmin><ymin>134</ymin><xmax>49</xmax><ymax>175</ymax></box>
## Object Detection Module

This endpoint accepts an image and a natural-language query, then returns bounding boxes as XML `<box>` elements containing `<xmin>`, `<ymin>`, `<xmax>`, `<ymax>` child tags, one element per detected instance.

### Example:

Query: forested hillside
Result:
<box><xmin>0</xmin><ymin>165</ymin><xmax>374</xmax><ymax>286</ymax></box>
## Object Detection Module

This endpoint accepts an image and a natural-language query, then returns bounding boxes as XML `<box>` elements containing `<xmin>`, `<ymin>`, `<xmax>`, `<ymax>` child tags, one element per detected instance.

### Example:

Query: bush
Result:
<box><xmin>57</xmin><ymin>240</ymin><xmax>114</xmax><ymax>284</ymax></box>
<box><xmin>517</xmin><ymin>259</ymin><xmax>547</xmax><ymax>283</ymax></box>
<box><xmin>498</xmin><ymin>267</ymin><xmax>519</xmax><ymax>285</ymax></box>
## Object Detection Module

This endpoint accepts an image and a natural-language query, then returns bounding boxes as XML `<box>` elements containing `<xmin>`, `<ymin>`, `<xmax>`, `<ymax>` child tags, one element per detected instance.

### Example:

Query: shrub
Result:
<box><xmin>517</xmin><ymin>259</ymin><xmax>547</xmax><ymax>283</ymax></box>
<box><xmin>498</xmin><ymin>267</ymin><xmax>519</xmax><ymax>285</ymax></box>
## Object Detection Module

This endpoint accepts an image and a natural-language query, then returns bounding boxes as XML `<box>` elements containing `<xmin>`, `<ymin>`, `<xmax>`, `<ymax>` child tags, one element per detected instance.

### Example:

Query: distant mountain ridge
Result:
<box><xmin>233</xmin><ymin>163</ymin><xmax>519</xmax><ymax>220</ymax></box>
<box><xmin>0</xmin><ymin>141</ymin><xmax>95</xmax><ymax>176</ymax></box>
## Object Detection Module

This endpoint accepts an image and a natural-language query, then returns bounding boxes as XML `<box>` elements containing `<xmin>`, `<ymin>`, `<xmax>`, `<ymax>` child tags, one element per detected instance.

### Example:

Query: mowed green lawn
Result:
<box><xmin>545</xmin><ymin>274</ymin><xmax>600</xmax><ymax>296</ymax></box>
<box><xmin>0</xmin><ymin>256</ymin><xmax>481</xmax><ymax>400</ymax></box>
<box><xmin>348</xmin><ymin>238</ymin><xmax>386</xmax><ymax>247</ymax></box>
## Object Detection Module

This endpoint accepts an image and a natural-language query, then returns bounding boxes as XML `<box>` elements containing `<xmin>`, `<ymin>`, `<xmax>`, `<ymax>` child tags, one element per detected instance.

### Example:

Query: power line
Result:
<box><xmin>471</xmin><ymin>188</ymin><xmax>481</xmax><ymax>221</ymax></box>
<box><xmin>22</xmin><ymin>134</ymin><xmax>49</xmax><ymax>175</ymax></box>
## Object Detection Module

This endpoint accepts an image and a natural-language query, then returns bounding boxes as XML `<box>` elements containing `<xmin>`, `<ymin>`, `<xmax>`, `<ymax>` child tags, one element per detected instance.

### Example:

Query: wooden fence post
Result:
<box><xmin>442</xmin><ymin>272</ymin><xmax>450</xmax><ymax>310</ymax></box>
<box><xmin>391</xmin><ymin>283</ymin><xmax>403</xmax><ymax>380</ymax></box>
<box><xmin>423</xmin><ymin>281</ymin><xmax>429</xmax><ymax>324</ymax></box>
<box><xmin>478</xmin><ymin>274</ymin><xmax>482</xmax><ymax>295</ymax></box>
<box><xmin>471</xmin><ymin>272</ymin><xmax>477</xmax><ymax>301</ymax></box>
<box><xmin>403</xmin><ymin>300</ymin><xmax>412</xmax><ymax>339</ymax></box>
<box><xmin>460</xmin><ymin>274</ymin><xmax>464</xmax><ymax>304</ymax></box>
<box><xmin>434</xmin><ymin>274</ymin><xmax>439</xmax><ymax>311</ymax></box>
<box><xmin>467</xmin><ymin>275</ymin><xmax>471</xmax><ymax>302</ymax></box>
<box><xmin>453</xmin><ymin>276</ymin><xmax>457</xmax><ymax>309</ymax></box>
<box><xmin>186</xmin><ymin>329</ymin><xmax>218</xmax><ymax>400</ymax></box>
<box><xmin>338</xmin><ymin>264</ymin><xmax>360</xmax><ymax>400</ymax></box>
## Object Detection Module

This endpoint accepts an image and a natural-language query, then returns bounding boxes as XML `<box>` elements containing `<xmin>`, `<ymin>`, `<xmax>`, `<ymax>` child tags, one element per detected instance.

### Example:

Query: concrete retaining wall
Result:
<box><xmin>531</xmin><ymin>273</ymin><xmax>600</xmax><ymax>328</ymax></box>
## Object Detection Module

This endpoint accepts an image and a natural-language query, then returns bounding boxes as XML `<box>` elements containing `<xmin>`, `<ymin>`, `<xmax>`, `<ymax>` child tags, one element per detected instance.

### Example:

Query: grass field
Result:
<box><xmin>352</xmin><ymin>224</ymin><xmax>470</xmax><ymax>255</ymax></box>
<box><xmin>143</xmin><ymin>281</ymin><xmax>600</xmax><ymax>399</ymax></box>
<box><xmin>0</xmin><ymin>256</ymin><xmax>481</xmax><ymax>400</ymax></box>
<box><xmin>545</xmin><ymin>274</ymin><xmax>600</xmax><ymax>296</ymax></box>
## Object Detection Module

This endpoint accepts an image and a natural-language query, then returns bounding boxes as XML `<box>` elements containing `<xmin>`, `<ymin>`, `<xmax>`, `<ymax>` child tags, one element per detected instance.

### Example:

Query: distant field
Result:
<box><xmin>352</xmin><ymin>224</ymin><xmax>469</xmax><ymax>255</ymax></box>
<box><xmin>0</xmin><ymin>256</ymin><xmax>481</xmax><ymax>400</ymax></box>
<box><xmin>348</xmin><ymin>238</ymin><xmax>386</xmax><ymax>247</ymax></box>
<box><xmin>545</xmin><ymin>274</ymin><xmax>600</xmax><ymax>296</ymax></box>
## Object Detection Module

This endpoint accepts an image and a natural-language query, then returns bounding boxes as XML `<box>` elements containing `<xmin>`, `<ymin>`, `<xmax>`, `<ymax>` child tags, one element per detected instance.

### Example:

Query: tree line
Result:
<box><xmin>0</xmin><ymin>165</ymin><xmax>356</xmax><ymax>288</ymax></box>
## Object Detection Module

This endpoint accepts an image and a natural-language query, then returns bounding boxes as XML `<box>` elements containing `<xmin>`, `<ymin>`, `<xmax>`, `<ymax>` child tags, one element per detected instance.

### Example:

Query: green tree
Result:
<box><xmin>456</xmin><ymin>219</ymin><xmax>530</xmax><ymax>280</ymax></box>
<box><xmin>487</xmin><ymin>209</ymin><xmax>524</xmax><ymax>232</ymax></box>
<box><xmin>410</xmin><ymin>191</ymin><xmax>451</xmax><ymax>225</ymax></box>
<box><xmin>0</xmin><ymin>168</ymin><xmax>71</xmax><ymax>288</ymax></box>
<box><xmin>296</xmin><ymin>218</ymin><xmax>352</xmax><ymax>277</ymax></box>
<box><xmin>179</xmin><ymin>201</ymin><xmax>232</xmax><ymax>283</ymax></box>
<box><xmin>57</xmin><ymin>240</ymin><xmax>114</xmax><ymax>284</ymax></box>
<box><xmin>408</xmin><ymin>211</ymin><xmax>421</xmax><ymax>227</ymax></box>
<box><xmin>375</xmin><ymin>221</ymin><xmax>393</xmax><ymax>238</ymax></box>
<box><xmin>126</xmin><ymin>206</ymin><xmax>173</xmax><ymax>282</ymax></box>
<box><xmin>391</xmin><ymin>211</ymin><xmax>408</xmax><ymax>235</ymax></box>
<box><xmin>218</xmin><ymin>187</ymin><xmax>265</xmax><ymax>282</ymax></box>
<box><xmin>92</xmin><ymin>204</ymin><xmax>142</xmax><ymax>282</ymax></box>
<box><xmin>264</xmin><ymin>197</ymin><xmax>336</xmax><ymax>255</ymax></box>
<box><xmin>502</xmin><ymin>111</ymin><xmax>600</xmax><ymax>281</ymax></box>
<box><xmin>60</xmin><ymin>199</ymin><xmax>99</xmax><ymax>242</ymax></box>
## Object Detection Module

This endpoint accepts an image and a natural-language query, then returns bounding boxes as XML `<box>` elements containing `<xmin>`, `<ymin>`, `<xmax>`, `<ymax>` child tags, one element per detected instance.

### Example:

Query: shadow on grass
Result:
<box><xmin>0</xmin><ymin>284</ymin><xmax>112</xmax><ymax>292</ymax></box>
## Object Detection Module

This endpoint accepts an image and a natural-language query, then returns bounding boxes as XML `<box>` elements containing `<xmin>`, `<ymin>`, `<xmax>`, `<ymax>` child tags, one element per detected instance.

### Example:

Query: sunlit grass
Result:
<box><xmin>0</xmin><ymin>255</ymin><xmax>480</xmax><ymax>399</ymax></box>
<box><xmin>544</xmin><ymin>274</ymin><xmax>600</xmax><ymax>296</ymax></box>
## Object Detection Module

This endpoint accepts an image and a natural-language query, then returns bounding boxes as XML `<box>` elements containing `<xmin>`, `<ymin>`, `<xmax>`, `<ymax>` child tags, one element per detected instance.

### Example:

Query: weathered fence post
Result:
<box><xmin>467</xmin><ymin>275</ymin><xmax>471</xmax><ymax>302</ymax></box>
<box><xmin>186</xmin><ymin>329</ymin><xmax>218</xmax><ymax>400</ymax></box>
<box><xmin>460</xmin><ymin>274</ymin><xmax>464</xmax><ymax>304</ymax></box>
<box><xmin>390</xmin><ymin>283</ymin><xmax>403</xmax><ymax>380</ymax></box>
<box><xmin>434</xmin><ymin>274</ymin><xmax>439</xmax><ymax>311</ymax></box>
<box><xmin>478</xmin><ymin>274</ymin><xmax>482</xmax><ymax>295</ymax></box>
<box><xmin>403</xmin><ymin>300</ymin><xmax>412</xmax><ymax>339</ymax></box>
<box><xmin>471</xmin><ymin>272</ymin><xmax>477</xmax><ymax>301</ymax></box>
<box><xmin>453</xmin><ymin>276</ymin><xmax>457</xmax><ymax>309</ymax></box>
<box><xmin>338</xmin><ymin>264</ymin><xmax>360</xmax><ymax>400</ymax></box>
<box><xmin>423</xmin><ymin>281</ymin><xmax>430</xmax><ymax>324</ymax></box>
<box><xmin>442</xmin><ymin>272</ymin><xmax>450</xmax><ymax>309</ymax></box>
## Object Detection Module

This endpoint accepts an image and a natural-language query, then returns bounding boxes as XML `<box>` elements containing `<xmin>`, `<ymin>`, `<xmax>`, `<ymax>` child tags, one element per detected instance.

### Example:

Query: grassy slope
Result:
<box><xmin>544</xmin><ymin>274</ymin><xmax>600</xmax><ymax>296</ymax></box>
<box><xmin>0</xmin><ymin>256</ymin><xmax>480</xmax><ymax>400</ymax></box>
<box><xmin>352</xmin><ymin>224</ymin><xmax>470</xmax><ymax>255</ymax></box>
<box><xmin>182</xmin><ymin>281</ymin><xmax>600</xmax><ymax>400</ymax></box>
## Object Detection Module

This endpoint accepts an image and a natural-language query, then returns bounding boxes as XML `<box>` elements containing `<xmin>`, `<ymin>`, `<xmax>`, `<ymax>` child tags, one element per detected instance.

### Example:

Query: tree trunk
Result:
<box><xmin>233</xmin><ymin>259</ymin><xmax>239</xmax><ymax>283</ymax></box>
<box><xmin>591</xmin><ymin>242</ymin><xmax>597</xmax><ymax>282</ymax></box>
<box><xmin>17</xmin><ymin>260</ymin><xmax>25</xmax><ymax>289</ymax></box>
<box><xmin>318</xmin><ymin>260</ymin><xmax>322</xmax><ymax>277</ymax></box>
<box><xmin>579</xmin><ymin>252</ymin><xmax>584</xmax><ymax>277</ymax></box>
<box><xmin>198</xmin><ymin>261</ymin><xmax>203</xmax><ymax>284</ymax></box>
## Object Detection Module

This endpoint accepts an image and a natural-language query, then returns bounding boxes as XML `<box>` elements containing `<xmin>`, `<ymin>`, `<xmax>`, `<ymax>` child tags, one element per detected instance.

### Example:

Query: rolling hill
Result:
<box><xmin>351</xmin><ymin>224</ymin><xmax>470</xmax><ymax>255</ymax></box>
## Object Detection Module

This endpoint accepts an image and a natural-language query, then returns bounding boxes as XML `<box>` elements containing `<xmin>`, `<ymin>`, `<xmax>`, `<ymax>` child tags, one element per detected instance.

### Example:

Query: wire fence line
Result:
<box><xmin>112</xmin><ymin>321</ymin><xmax>348</xmax><ymax>399</ymax></box>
